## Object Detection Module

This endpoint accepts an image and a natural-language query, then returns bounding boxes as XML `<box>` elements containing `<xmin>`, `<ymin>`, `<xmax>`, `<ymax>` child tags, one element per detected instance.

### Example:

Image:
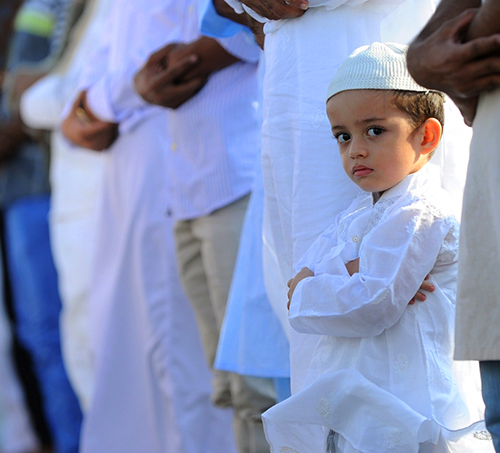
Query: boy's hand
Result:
<box><xmin>409</xmin><ymin>274</ymin><xmax>435</xmax><ymax>305</ymax></box>
<box><xmin>346</xmin><ymin>259</ymin><xmax>434</xmax><ymax>305</ymax></box>
<box><xmin>345</xmin><ymin>258</ymin><xmax>359</xmax><ymax>276</ymax></box>
<box><xmin>287</xmin><ymin>267</ymin><xmax>314</xmax><ymax>309</ymax></box>
<box><xmin>61</xmin><ymin>91</ymin><xmax>118</xmax><ymax>151</ymax></box>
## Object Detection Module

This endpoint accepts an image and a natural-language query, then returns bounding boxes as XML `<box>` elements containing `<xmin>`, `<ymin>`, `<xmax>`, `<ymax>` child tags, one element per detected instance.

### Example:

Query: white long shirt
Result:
<box><xmin>84</xmin><ymin>0</ymin><xmax>261</xmax><ymax>221</ymax></box>
<box><xmin>263</xmin><ymin>166</ymin><xmax>491</xmax><ymax>452</ymax></box>
<box><xmin>224</xmin><ymin>0</ymin><xmax>472</xmax><ymax>394</ymax></box>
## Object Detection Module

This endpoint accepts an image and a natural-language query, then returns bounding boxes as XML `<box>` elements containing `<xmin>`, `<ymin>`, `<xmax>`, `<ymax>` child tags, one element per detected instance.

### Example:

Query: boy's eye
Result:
<box><xmin>367</xmin><ymin>127</ymin><xmax>384</xmax><ymax>137</ymax></box>
<box><xmin>335</xmin><ymin>133</ymin><xmax>351</xmax><ymax>144</ymax></box>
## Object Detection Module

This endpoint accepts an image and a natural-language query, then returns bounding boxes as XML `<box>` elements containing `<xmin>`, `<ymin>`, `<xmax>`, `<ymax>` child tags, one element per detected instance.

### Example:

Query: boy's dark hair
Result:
<box><xmin>390</xmin><ymin>90</ymin><xmax>445</xmax><ymax>129</ymax></box>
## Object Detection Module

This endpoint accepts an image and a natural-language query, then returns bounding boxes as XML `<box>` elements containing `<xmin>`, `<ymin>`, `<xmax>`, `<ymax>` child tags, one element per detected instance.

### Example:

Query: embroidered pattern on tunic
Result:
<box><xmin>279</xmin><ymin>24</ymin><xmax>291</xmax><ymax>50</ymax></box>
<box><xmin>394</xmin><ymin>354</ymin><xmax>409</xmax><ymax>376</ymax></box>
<box><xmin>362</xmin><ymin>198</ymin><xmax>396</xmax><ymax>237</ymax></box>
<box><xmin>311</xmin><ymin>104</ymin><xmax>327</xmax><ymax>129</ymax></box>
<box><xmin>327</xmin><ymin>335</ymin><xmax>338</xmax><ymax>344</ymax></box>
<box><xmin>280</xmin><ymin>447</ymin><xmax>300</xmax><ymax>453</ymax></box>
<box><xmin>436</xmin><ymin>220</ymin><xmax>460</xmax><ymax>264</ymax></box>
<box><xmin>383</xmin><ymin>428</ymin><xmax>402</xmax><ymax>449</ymax></box>
<box><xmin>473</xmin><ymin>430</ymin><xmax>493</xmax><ymax>441</ymax></box>
<box><xmin>317</xmin><ymin>398</ymin><xmax>330</xmax><ymax>418</ymax></box>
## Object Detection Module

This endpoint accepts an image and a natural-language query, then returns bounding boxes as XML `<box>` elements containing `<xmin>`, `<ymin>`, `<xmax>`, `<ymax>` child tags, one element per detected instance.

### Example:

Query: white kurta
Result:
<box><xmin>73</xmin><ymin>0</ymin><xmax>236</xmax><ymax>451</ymax></box>
<box><xmin>227</xmin><ymin>0</ymin><xmax>471</xmax><ymax>392</ymax></box>
<box><xmin>19</xmin><ymin>0</ymin><xmax>112</xmax><ymax>410</ymax></box>
<box><xmin>81</xmin><ymin>113</ymin><xmax>235</xmax><ymax>453</ymax></box>
<box><xmin>263</xmin><ymin>167</ymin><xmax>491</xmax><ymax>452</ymax></box>
<box><xmin>455</xmin><ymin>89</ymin><xmax>500</xmax><ymax>361</ymax></box>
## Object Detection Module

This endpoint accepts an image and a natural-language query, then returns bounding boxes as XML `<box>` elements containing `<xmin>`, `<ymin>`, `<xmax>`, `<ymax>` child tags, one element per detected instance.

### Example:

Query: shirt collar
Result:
<box><xmin>377</xmin><ymin>164</ymin><xmax>440</xmax><ymax>203</ymax></box>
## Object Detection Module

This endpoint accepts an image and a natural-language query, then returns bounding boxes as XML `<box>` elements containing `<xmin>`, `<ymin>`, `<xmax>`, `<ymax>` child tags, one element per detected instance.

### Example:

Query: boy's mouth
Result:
<box><xmin>352</xmin><ymin>165</ymin><xmax>373</xmax><ymax>177</ymax></box>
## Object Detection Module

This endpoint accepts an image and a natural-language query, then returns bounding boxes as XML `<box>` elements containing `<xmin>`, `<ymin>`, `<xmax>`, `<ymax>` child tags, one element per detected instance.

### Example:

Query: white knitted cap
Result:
<box><xmin>326</xmin><ymin>42</ymin><xmax>431</xmax><ymax>101</ymax></box>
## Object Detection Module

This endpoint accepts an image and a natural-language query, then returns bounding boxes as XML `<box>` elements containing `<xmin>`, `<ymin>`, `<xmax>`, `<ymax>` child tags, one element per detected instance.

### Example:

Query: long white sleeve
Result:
<box><xmin>289</xmin><ymin>200</ymin><xmax>453</xmax><ymax>337</ymax></box>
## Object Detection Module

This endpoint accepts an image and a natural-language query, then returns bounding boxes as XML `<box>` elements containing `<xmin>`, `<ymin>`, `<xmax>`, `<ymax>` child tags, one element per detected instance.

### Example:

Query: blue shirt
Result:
<box><xmin>200</xmin><ymin>0</ymin><xmax>290</xmax><ymax>378</ymax></box>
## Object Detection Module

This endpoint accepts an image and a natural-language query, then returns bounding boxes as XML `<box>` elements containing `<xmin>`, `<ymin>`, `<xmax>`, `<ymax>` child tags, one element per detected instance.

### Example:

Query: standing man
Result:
<box><xmin>407</xmin><ymin>2</ymin><xmax>500</xmax><ymax>450</ymax></box>
<box><xmin>134</xmin><ymin>2</ymin><xmax>277</xmax><ymax>451</ymax></box>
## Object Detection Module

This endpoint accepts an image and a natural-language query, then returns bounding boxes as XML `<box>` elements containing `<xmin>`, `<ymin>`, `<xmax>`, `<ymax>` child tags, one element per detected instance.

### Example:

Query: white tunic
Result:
<box><xmin>455</xmin><ymin>89</ymin><xmax>500</xmax><ymax>361</ymax></box>
<box><xmin>263</xmin><ymin>167</ymin><xmax>491</xmax><ymax>452</ymax></box>
<box><xmin>225</xmin><ymin>0</ymin><xmax>472</xmax><ymax>393</ymax></box>
<box><xmin>73</xmin><ymin>0</ymin><xmax>236</xmax><ymax>450</ymax></box>
<box><xmin>20</xmin><ymin>0</ymin><xmax>112</xmax><ymax>411</ymax></box>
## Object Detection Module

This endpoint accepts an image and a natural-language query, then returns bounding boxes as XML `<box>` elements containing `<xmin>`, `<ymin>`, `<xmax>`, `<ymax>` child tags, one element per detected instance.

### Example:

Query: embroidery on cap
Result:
<box><xmin>317</xmin><ymin>398</ymin><xmax>330</xmax><ymax>418</ymax></box>
<box><xmin>473</xmin><ymin>431</ymin><xmax>492</xmax><ymax>441</ymax></box>
<box><xmin>394</xmin><ymin>354</ymin><xmax>409</xmax><ymax>376</ymax></box>
<box><xmin>384</xmin><ymin>428</ymin><xmax>401</xmax><ymax>449</ymax></box>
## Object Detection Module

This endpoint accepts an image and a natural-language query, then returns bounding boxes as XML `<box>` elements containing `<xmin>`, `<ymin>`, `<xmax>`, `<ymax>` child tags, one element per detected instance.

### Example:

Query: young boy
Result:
<box><xmin>262</xmin><ymin>43</ymin><xmax>492</xmax><ymax>452</ymax></box>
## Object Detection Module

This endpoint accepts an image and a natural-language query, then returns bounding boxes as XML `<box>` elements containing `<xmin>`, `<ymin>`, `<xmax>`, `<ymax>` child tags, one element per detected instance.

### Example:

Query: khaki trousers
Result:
<box><xmin>174</xmin><ymin>195</ymin><xmax>276</xmax><ymax>453</ymax></box>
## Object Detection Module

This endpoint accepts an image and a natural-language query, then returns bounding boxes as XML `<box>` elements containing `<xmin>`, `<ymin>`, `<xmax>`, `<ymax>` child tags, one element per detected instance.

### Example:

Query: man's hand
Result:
<box><xmin>407</xmin><ymin>9</ymin><xmax>500</xmax><ymax>125</ymax></box>
<box><xmin>134</xmin><ymin>43</ymin><xmax>208</xmax><ymax>109</ymax></box>
<box><xmin>61</xmin><ymin>91</ymin><xmax>118</xmax><ymax>151</ymax></box>
<box><xmin>287</xmin><ymin>267</ymin><xmax>314</xmax><ymax>309</ymax></box>
<box><xmin>240</xmin><ymin>0</ymin><xmax>308</xmax><ymax>21</ymax></box>
<box><xmin>167</xmin><ymin>37</ymin><xmax>240</xmax><ymax>81</ymax></box>
<box><xmin>245</xmin><ymin>14</ymin><xmax>265</xmax><ymax>49</ymax></box>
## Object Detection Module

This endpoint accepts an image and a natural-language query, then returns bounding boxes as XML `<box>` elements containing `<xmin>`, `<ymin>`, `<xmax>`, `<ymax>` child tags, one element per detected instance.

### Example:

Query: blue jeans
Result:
<box><xmin>3</xmin><ymin>195</ymin><xmax>82</xmax><ymax>453</ymax></box>
<box><xmin>480</xmin><ymin>361</ymin><xmax>500</xmax><ymax>452</ymax></box>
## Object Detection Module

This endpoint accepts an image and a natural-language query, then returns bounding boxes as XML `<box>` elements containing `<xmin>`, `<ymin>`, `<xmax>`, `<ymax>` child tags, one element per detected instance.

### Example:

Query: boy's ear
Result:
<box><xmin>419</xmin><ymin>118</ymin><xmax>442</xmax><ymax>155</ymax></box>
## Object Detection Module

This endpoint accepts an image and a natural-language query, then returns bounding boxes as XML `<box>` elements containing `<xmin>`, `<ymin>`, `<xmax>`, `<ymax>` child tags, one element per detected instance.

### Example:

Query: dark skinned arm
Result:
<box><xmin>407</xmin><ymin>0</ymin><xmax>500</xmax><ymax>125</ymax></box>
<box><xmin>135</xmin><ymin>36</ymin><xmax>242</xmax><ymax>109</ymax></box>
<box><xmin>61</xmin><ymin>90</ymin><xmax>118</xmax><ymax>151</ymax></box>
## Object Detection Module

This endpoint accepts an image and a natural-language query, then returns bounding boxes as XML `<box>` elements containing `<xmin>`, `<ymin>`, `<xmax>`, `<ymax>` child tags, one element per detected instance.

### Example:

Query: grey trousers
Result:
<box><xmin>174</xmin><ymin>194</ymin><xmax>276</xmax><ymax>453</ymax></box>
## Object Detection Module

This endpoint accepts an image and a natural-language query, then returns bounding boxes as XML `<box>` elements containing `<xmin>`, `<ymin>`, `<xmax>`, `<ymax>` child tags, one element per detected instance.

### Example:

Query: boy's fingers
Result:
<box><xmin>414</xmin><ymin>291</ymin><xmax>427</xmax><ymax>302</ymax></box>
<box><xmin>287</xmin><ymin>278</ymin><xmax>293</xmax><ymax>288</ymax></box>
<box><xmin>419</xmin><ymin>279</ymin><xmax>435</xmax><ymax>293</ymax></box>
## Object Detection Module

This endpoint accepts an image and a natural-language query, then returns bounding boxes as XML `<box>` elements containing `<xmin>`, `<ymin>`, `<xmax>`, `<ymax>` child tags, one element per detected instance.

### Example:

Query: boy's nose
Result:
<box><xmin>349</xmin><ymin>139</ymin><xmax>368</xmax><ymax>158</ymax></box>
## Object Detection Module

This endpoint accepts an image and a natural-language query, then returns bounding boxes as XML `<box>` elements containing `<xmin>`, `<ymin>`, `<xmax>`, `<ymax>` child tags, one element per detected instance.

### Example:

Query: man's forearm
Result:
<box><xmin>415</xmin><ymin>0</ymin><xmax>480</xmax><ymax>40</ymax></box>
<box><xmin>213</xmin><ymin>0</ymin><xmax>247</xmax><ymax>25</ymax></box>
<box><xmin>467</xmin><ymin>0</ymin><xmax>500</xmax><ymax>40</ymax></box>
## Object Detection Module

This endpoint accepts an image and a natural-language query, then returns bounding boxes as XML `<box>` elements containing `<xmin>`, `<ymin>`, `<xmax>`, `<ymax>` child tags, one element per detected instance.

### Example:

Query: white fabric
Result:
<box><xmin>455</xmin><ymin>89</ymin><xmax>500</xmax><ymax>360</ymax></box>
<box><xmin>156</xmin><ymin>0</ymin><xmax>260</xmax><ymax>220</ymax></box>
<box><xmin>77</xmin><ymin>0</ymin><xmax>237</xmax><ymax>449</ymax></box>
<box><xmin>263</xmin><ymin>166</ymin><xmax>491</xmax><ymax>452</ymax></box>
<box><xmin>81</xmin><ymin>111</ymin><xmax>236</xmax><ymax>453</ymax></box>
<box><xmin>80</xmin><ymin>0</ymin><xmax>260</xmax><ymax>221</ymax></box>
<box><xmin>19</xmin><ymin>0</ymin><xmax>112</xmax><ymax>411</ymax></box>
<box><xmin>249</xmin><ymin>0</ymin><xmax>471</xmax><ymax>392</ymax></box>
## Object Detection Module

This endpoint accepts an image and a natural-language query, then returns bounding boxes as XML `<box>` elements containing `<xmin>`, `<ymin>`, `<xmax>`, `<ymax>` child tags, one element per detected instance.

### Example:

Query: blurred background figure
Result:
<box><xmin>20</xmin><ymin>0</ymin><xmax>112</xmax><ymax>412</ymax></box>
<box><xmin>0</xmin><ymin>0</ymin><xmax>84</xmax><ymax>451</ymax></box>
<box><xmin>58</xmin><ymin>0</ymin><xmax>238</xmax><ymax>451</ymax></box>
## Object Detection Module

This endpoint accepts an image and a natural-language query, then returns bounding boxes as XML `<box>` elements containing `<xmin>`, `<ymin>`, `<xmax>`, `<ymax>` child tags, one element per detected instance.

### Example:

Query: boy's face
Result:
<box><xmin>327</xmin><ymin>89</ymin><xmax>427</xmax><ymax>195</ymax></box>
